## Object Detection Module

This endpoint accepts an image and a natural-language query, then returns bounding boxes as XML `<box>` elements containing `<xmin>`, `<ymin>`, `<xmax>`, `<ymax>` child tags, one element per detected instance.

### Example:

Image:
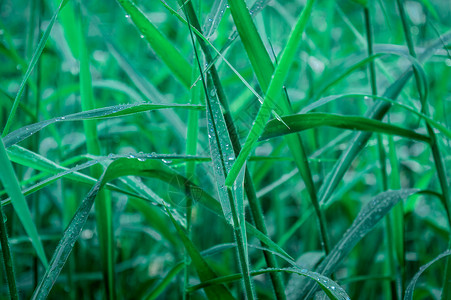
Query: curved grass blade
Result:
<box><xmin>3</xmin><ymin>103</ymin><xmax>204</xmax><ymax>148</ymax></box>
<box><xmin>299</xmin><ymin>93</ymin><xmax>451</xmax><ymax>139</ymax></box>
<box><xmin>29</xmin><ymin>156</ymin><xmax>236</xmax><ymax>299</ymax></box>
<box><xmin>260</xmin><ymin>112</ymin><xmax>430</xmax><ymax>143</ymax></box>
<box><xmin>102</xmin><ymin>38</ymin><xmax>188</xmax><ymax>139</ymax></box>
<box><xmin>404</xmin><ymin>250</ymin><xmax>451</xmax><ymax>300</ymax></box>
<box><xmin>203</xmin><ymin>0</ymin><xmax>228</xmax><ymax>39</ymax></box>
<box><xmin>24</xmin><ymin>154</ymin><xmax>290</xmax><ymax>298</ymax></box>
<box><xmin>145</xmin><ymin>243</ymin><xmax>238</xmax><ymax>299</ymax></box>
<box><xmin>2</xmin><ymin>0</ymin><xmax>68</xmax><ymax>137</ymax></box>
<box><xmin>225</xmin><ymin>0</ymin><xmax>316</xmax><ymax>186</ymax></box>
<box><xmin>317</xmin><ymin>30</ymin><xmax>451</xmax><ymax>205</ymax></box>
<box><xmin>188</xmin><ymin>267</ymin><xmax>350</xmax><ymax>300</ymax></box>
<box><xmin>116</xmin><ymin>0</ymin><xmax>191</xmax><ymax>87</ymax></box>
<box><xmin>185</xmin><ymin>7</ymin><xmax>255</xmax><ymax>296</ymax></box>
<box><xmin>145</xmin><ymin>263</ymin><xmax>185</xmax><ymax>300</ymax></box>
<box><xmin>300</xmin><ymin>189</ymin><xmax>419</xmax><ymax>298</ymax></box>
<box><xmin>313</xmin><ymin>48</ymin><xmax>429</xmax><ymax>103</ymax></box>
<box><xmin>166</xmin><ymin>208</ymin><xmax>234</xmax><ymax>300</ymax></box>
<box><xmin>0</xmin><ymin>137</ymin><xmax>48</xmax><ymax>267</ymax></box>
<box><xmin>75</xmin><ymin>2</ymin><xmax>116</xmax><ymax>296</ymax></box>
<box><xmin>0</xmin><ymin>143</ymin><xmax>18</xmax><ymax>299</ymax></box>
<box><xmin>228</xmin><ymin>0</ymin><xmax>330</xmax><ymax>268</ymax></box>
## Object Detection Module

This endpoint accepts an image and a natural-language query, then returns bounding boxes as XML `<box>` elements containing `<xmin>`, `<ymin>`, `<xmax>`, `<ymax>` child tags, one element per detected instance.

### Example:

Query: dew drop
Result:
<box><xmin>125</xmin><ymin>14</ymin><xmax>130</xmax><ymax>18</ymax></box>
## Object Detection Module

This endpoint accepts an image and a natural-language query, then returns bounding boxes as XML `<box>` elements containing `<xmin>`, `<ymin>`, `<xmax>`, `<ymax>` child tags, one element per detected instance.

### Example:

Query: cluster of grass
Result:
<box><xmin>1</xmin><ymin>0</ymin><xmax>451</xmax><ymax>298</ymax></box>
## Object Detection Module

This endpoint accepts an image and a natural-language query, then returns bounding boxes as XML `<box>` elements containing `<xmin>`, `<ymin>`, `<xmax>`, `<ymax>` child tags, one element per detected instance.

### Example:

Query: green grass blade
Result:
<box><xmin>317</xmin><ymin>30</ymin><xmax>451</xmax><ymax>205</ymax></box>
<box><xmin>31</xmin><ymin>168</ymin><xmax>105</xmax><ymax>299</ymax></box>
<box><xmin>188</xmin><ymin>267</ymin><xmax>350</xmax><ymax>300</ymax></box>
<box><xmin>3</xmin><ymin>103</ymin><xmax>204</xmax><ymax>148</ymax></box>
<box><xmin>300</xmin><ymin>189</ymin><xmax>418</xmax><ymax>298</ymax></box>
<box><xmin>228</xmin><ymin>0</ymin><xmax>328</xmax><ymax>260</ymax></box>
<box><xmin>260</xmin><ymin>112</ymin><xmax>430</xmax><ymax>143</ymax></box>
<box><xmin>0</xmin><ymin>140</ymin><xmax>18</xmax><ymax>299</ymax></box>
<box><xmin>225</xmin><ymin>0</ymin><xmax>316</xmax><ymax>187</ymax></box>
<box><xmin>299</xmin><ymin>93</ymin><xmax>451</xmax><ymax>139</ymax></box>
<box><xmin>145</xmin><ymin>263</ymin><xmax>185</xmax><ymax>300</ymax></box>
<box><xmin>185</xmin><ymin>9</ymin><xmax>255</xmax><ymax>296</ymax></box>
<box><xmin>166</xmin><ymin>208</ymin><xmax>235</xmax><ymax>300</ymax></box>
<box><xmin>75</xmin><ymin>4</ymin><xmax>115</xmax><ymax>297</ymax></box>
<box><xmin>103</xmin><ymin>39</ymin><xmax>188</xmax><ymax>139</ymax></box>
<box><xmin>404</xmin><ymin>250</ymin><xmax>451</xmax><ymax>300</ymax></box>
<box><xmin>0</xmin><ymin>135</ymin><xmax>48</xmax><ymax>267</ymax></box>
<box><xmin>1</xmin><ymin>0</ymin><xmax>68</xmax><ymax>137</ymax></box>
<box><xmin>203</xmin><ymin>0</ymin><xmax>228</xmax><ymax>39</ymax></box>
<box><xmin>116</xmin><ymin>0</ymin><xmax>191</xmax><ymax>88</ymax></box>
<box><xmin>395</xmin><ymin>1</ymin><xmax>451</xmax><ymax>297</ymax></box>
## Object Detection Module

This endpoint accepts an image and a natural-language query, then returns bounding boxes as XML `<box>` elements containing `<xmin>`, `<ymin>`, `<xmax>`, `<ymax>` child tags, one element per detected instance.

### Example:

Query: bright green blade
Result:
<box><xmin>116</xmin><ymin>0</ymin><xmax>191</xmax><ymax>87</ymax></box>
<box><xmin>0</xmin><ymin>136</ymin><xmax>48</xmax><ymax>267</ymax></box>
<box><xmin>260</xmin><ymin>112</ymin><xmax>430</xmax><ymax>143</ymax></box>
<box><xmin>225</xmin><ymin>0</ymin><xmax>316</xmax><ymax>187</ymax></box>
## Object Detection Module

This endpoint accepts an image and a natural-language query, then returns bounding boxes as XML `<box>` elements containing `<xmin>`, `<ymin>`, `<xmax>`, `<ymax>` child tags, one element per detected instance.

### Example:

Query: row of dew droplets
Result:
<box><xmin>206</xmin><ymin>84</ymin><xmax>235</xmax><ymax>226</ymax></box>
<box><xmin>204</xmin><ymin>1</ymin><xmax>230</xmax><ymax>38</ymax></box>
<box><xmin>290</xmin><ymin>267</ymin><xmax>349</xmax><ymax>300</ymax></box>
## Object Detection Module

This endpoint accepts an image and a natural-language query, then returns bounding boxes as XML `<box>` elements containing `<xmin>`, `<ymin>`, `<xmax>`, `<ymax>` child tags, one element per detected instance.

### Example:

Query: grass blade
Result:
<box><xmin>317</xmin><ymin>30</ymin><xmax>451</xmax><ymax>205</ymax></box>
<box><xmin>300</xmin><ymin>189</ymin><xmax>418</xmax><ymax>298</ymax></box>
<box><xmin>188</xmin><ymin>267</ymin><xmax>350</xmax><ymax>300</ymax></box>
<box><xmin>3</xmin><ymin>103</ymin><xmax>204</xmax><ymax>148</ymax></box>
<box><xmin>0</xmin><ymin>139</ymin><xmax>19</xmax><ymax>299</ymax></box>
<box><xmin>75</xmin><ymin>4</ymin><xmax>115</xmax><ymax>296</ymax></box>
<box><xmin>0</xmin><ymin>135</ymin><xmax>48</xmax><ymax>268</ymax></box>
<box><xmin>2</xmin><ymin>0</ymin><xmax>68</xmax><ymax>137</ymax></box>
<box><xmin>404</xmin><ymin>250</ymin><xmax>451</xmax><ymax>300</ymax></box>
<box><xmin>166</xmin><ymin>208</ymin><xmax>235</xmax><ymax>300</ymax></box>
<box><xmin>260</xmin><ymin>112</ymin><xmax>430</xmax><ymax>143</ymax></box>
<box><xmin>225</xmin><ymin>0</ymin><xmax>316</xmax><ymax>186</ymax></box>
<box><xmin>185</xmin><ymin>8</ymin><xmax>256</xmax><ymax>296</ymax></box>
<box><xmin>203</xmin><ymin>0</ymin><xmax>228</xmax><ymax>39</ymax></box>
<box><xmin>116</xmin><ymin>0</ymin><xmax>191</xmax><ymax>87</ymax></box>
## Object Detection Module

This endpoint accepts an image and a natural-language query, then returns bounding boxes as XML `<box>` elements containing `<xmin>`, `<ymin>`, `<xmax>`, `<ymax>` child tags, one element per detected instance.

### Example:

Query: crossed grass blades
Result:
<box><xmin>1</xmin><ymin>0</ymin><xmax>451</xmax><ymax>299</ymax></box>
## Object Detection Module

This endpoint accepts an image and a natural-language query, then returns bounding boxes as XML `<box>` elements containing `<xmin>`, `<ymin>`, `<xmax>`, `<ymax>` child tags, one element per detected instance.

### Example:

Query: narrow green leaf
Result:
<box><xmin>0</xmin><ymin>141</ymin><xmax>18</xmax><ymax>299</ymax></box>
<box><xmin>3</xmin><ymin>103</ymin><xmax>204</xmax><ymax>148</ymax></box>
<box><xmin>0</xmin><ymin>137</ymin><xmax>48</xmax><ymax>267</ymax></box>
<box><xmin>225</xmin><ymin>0</ymin><xmax>316</xmax><ymax>187</ymax></box>
<box><xmin>116</xmin><ymin>0</ymin><xmax>191</xmax><ymax>87</ymax></box>
<box><xmin>186</xmin><ymin>8</ymin><xmax>255</xmax><ymax>295</ymax></box>
<box><xmin>300</xmin><ymin>189</ymin><xmax>418</xmax><ymax>298</ymax></box>
<box><xmin>188</xmin><ymin>267</ymin><xmax>350</xmax><ymax>300</ymax></box>
<box><xmin>203</xmin><ymin>0</ymin><xmax>228</xmax><ymax>38</ymax></box>
<box><xmin>2</xmin><ymin>0</ymin><xmax>68</xmax><ymax>137</ymax></box>
<box><xmin>299</xmin><ymin>93</ymin><xmax>451</xmax><ymax>140</ymax></box>
<box><xmin>145</xmin><ymin>263</ymin><xmax>185</xmax><ymax>300</ymax></box>
<box><xmin>404</xmin><ymin>250</ymin><xmax>451</xmax><ymax>300</ymax></box>
<box><xmin>260</xmin><ymin>112</ymin><xmax>430</xmax><ymax>143</ymax></box>
<box><xmin>317</xmin><ymin>30</ymin><xmax>451</xmax><ymax>205</ymax></box>
<box><xmin>166</xmin><ymin>208</ymin><xmax>235</xmax><ymax>300</ymax></box>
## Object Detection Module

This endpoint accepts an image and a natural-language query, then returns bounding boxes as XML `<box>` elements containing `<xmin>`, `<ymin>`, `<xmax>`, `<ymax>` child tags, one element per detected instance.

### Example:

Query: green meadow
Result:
<box><xmin>1</xmin><ymin>0</ymin><xmax>451</xmax><ymax>298</ymax></box>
